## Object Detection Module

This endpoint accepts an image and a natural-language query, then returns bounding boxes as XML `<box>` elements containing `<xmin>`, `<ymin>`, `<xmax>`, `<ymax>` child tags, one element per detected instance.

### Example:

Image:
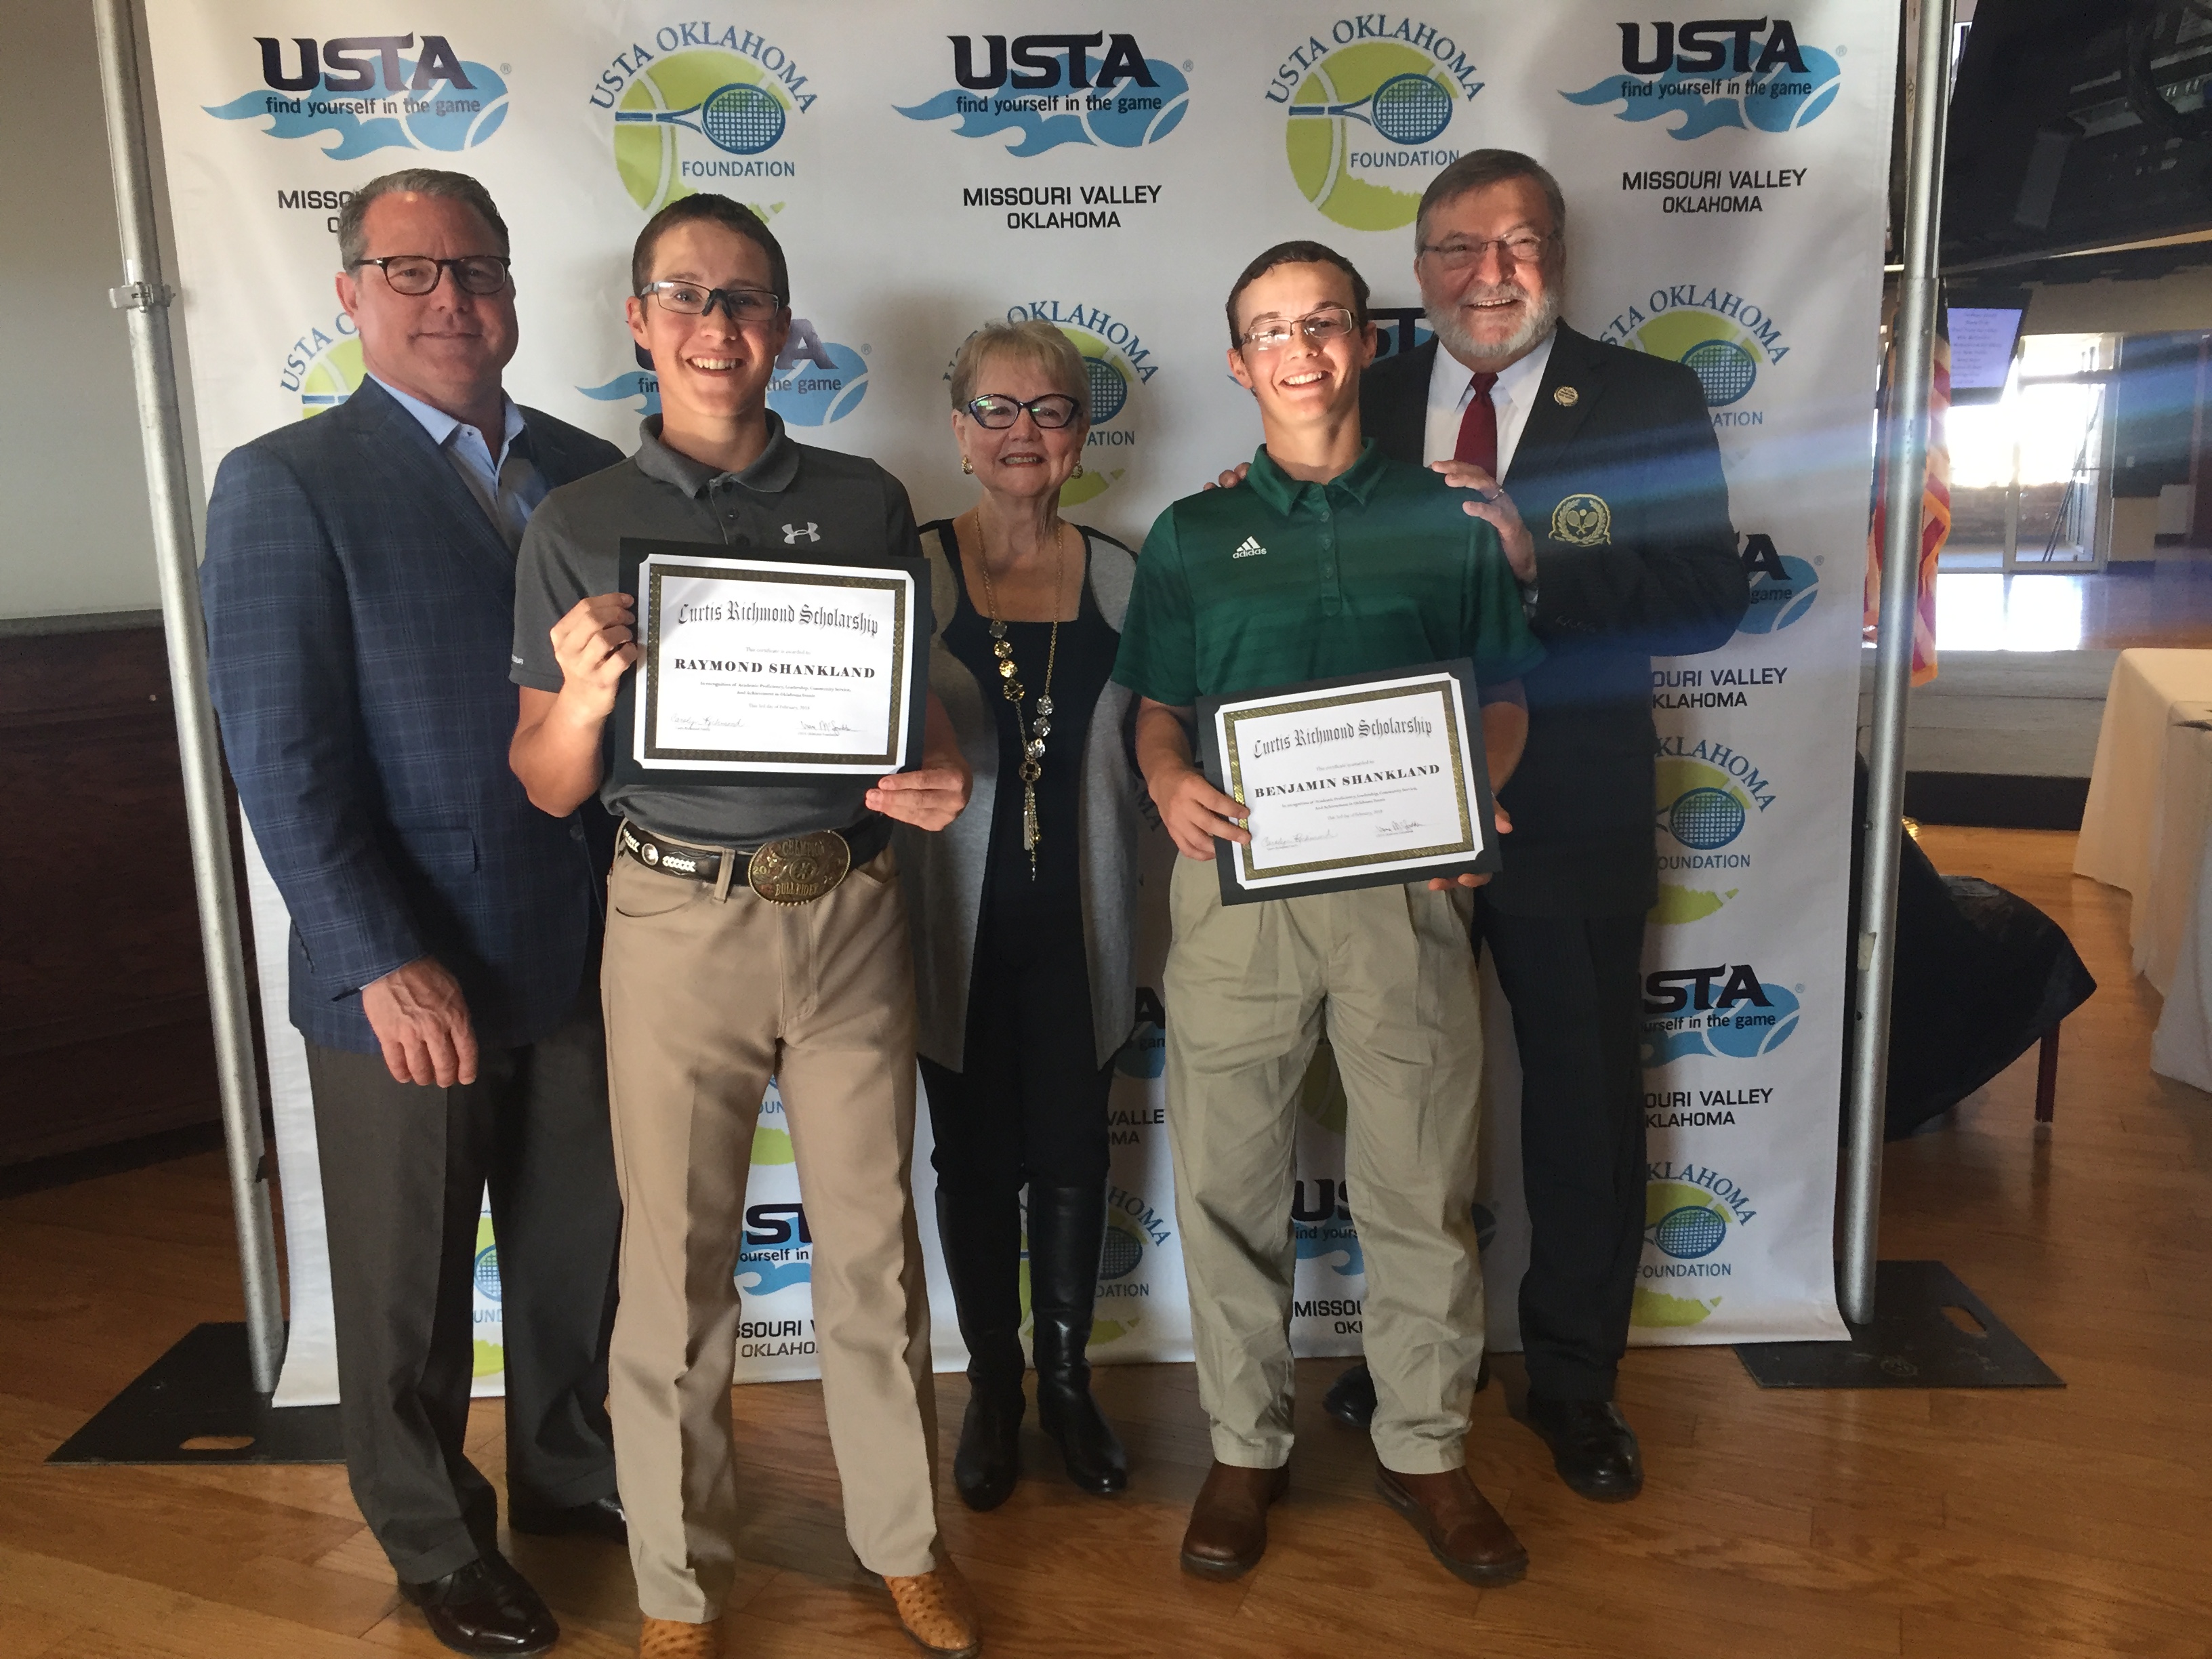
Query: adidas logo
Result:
<box><xmin>1231</xmin><ymin>536</ymin><xmax>1267</xmax><ymax>559</ymax></box>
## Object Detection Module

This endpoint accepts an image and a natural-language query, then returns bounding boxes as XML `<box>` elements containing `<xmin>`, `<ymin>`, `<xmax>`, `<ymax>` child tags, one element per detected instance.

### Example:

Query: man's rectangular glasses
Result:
<box><xmin>352</xmin><ymin>255</ymin><xmax>512</xmax><ymax>296</ymax></box>
<box><xmin>638</xmin><ymin>281</ymin><xmax>784</xmax><ymax>323</ymax></box>
<box><xmin>1240</xmin><ymin>306</ymin><xmax>1360</xmax><ymax>353</ymax></box>
<box><xmin>1416</xmin><ymin>232</ymin><xmax>1553</xmax><ymax>272</ymax></box>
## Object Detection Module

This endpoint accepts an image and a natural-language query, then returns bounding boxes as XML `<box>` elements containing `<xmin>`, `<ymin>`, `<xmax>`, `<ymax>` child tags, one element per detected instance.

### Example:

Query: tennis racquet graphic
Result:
<box><xmin>1287</xmin><ymin>70</ymin><xmax>1452</xmax><ymax>144</ymax></box>
<box><xmin>614</xmin><ymin>81</ymin><xmax>787</xmax><ymax>155</ymax></box>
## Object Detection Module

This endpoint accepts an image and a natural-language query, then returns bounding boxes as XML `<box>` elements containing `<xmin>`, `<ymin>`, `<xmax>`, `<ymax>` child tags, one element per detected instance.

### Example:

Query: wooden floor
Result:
<box><xmin>3</xmin><ymin>826</ymin><xmax>2208</xmax><ymax>1659</ymax></box>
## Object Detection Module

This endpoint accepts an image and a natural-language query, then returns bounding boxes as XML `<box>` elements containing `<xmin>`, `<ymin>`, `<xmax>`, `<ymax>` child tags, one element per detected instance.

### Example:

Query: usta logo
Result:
<box><xmin>1620</xmin><ymin>19</ymin><xmax>1810</xmax><ymax>76</ymax></box>
<box><xmin>1641</xmin><ymin>961</ymin><xmax>1803</xmax><ymax>1065</ymax></box>
<box><xmin>736</xmin><ymin>1200</ymin><xmax>811</xmax><ymax>1294</ymax></box>
<box><xmin>1562</xmin><ymin>17</ymin><xmax>1841</xmax><ymax>140</ymax></box>
<box><xmin>255</xmin><ymin>34</ymin><xmax>473</xmax><ymax>95</ymax></box>
<box><xmin>949</xmin><ymin>33</ymin><xmax>1157</xmax><ymax>91</ymax></box>
<box><xmin>898</xmin><ymin>34</ymin><xmax>1189</xmax><ymax>155</ymax></box>
<box><xmin>207</xmin><ymin>34</ymin><xmax>508</xmax><ymax>157</ymax></box>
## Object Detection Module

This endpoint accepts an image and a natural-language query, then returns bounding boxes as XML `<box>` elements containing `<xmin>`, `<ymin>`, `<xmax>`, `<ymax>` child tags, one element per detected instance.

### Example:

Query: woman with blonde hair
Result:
<box><xmin>897</xmin><ymin>319</ymin><xmax>1145</xmax><ymax>1511</ymax></box>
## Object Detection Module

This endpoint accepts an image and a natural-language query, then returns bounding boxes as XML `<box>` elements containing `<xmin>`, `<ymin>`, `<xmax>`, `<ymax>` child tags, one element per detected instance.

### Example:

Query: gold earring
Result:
<box><xmin>1071</xmin><ymin>463</ymin><xmax>1085</xmax><ymax>478</ymax></box>
<box><xmin>962</xmin><ymin>457</ymin><xmax>973</xmax><ymax>474</ymax></box>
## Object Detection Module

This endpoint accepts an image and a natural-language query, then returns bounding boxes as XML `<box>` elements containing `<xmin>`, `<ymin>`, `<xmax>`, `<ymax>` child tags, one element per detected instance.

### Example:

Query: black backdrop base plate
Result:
<box><xmin>1734</xmin><ymin>1261</ymin><xmax>2063</xmax><ymax>1389</ymax></box>
<box><xmin>48</xmin><ymin>1322</ymin><xmax>343</xmax><ymax>1465</ymax></box>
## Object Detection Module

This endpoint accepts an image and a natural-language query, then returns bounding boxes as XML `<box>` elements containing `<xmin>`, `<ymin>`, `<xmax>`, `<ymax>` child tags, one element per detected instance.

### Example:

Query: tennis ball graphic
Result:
<box><xmin>1083</xmin><ymin>60</ymin><xmax>1191</xmax><ymax>148</ymax></box>
<box><xmin>1737</xmin><ymin>555</ymin><xmax>1821</xmax><ymax>634</ymax></box>
<box><xmin>1632</xmin><ymin>1286</ymin><xmax>1722</xmax><ymax>1327</ymax></box>
<box><xmin>751</xmin><ymin>1124</ymin><xmax>796</xmax><ymax>1164</ymax></box>
<box><xmin>1703</xmin><ymin>981</ymin><xmax>1801</xmax><ymax>1059</ymax></box>
<box><xmin>615</xmin><ymin>51</ymin><xmax>790</xmax><ymax>213</ymax></box>
<box><xmin>298</xmin><ymin>336</ymin><xmax>364</xmax><ymax>419</ymax></box>
<box><xmin>1286</xmin><ymin>43</ymin><xmax>1453</xmax><ymax>233</ymax></box>
<box><xmin>768</xmin><ymin>341</ymin><xmax>869</xmax><ymax>426</ymax></box>
<box><xmin>1743</xmin><ymin>47</ymin><xmax>1843</xmax><ymax>132</ymax></box>
<box><xmin>405</xmin><ymin>62</ymin><xmax>510</xmax><ymax>152</ymax></box>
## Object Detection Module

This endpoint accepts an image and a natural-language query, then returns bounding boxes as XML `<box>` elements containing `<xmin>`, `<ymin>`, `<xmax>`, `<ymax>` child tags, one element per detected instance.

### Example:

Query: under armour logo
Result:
<box><xmin>782</xmin><ymin>521</ymin><xmax>820</xmax><ymax>544</ymax></box>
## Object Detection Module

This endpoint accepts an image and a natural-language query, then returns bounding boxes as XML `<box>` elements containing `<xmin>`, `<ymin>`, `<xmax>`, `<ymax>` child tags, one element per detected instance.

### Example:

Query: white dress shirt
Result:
<box><xmin>368</xmin><ymin>375</ymin><xmax>545</xmax><ymax>551</ymax></box>
<box><xmin>1420</xmin><ymin>328</ymin><xmax>1557</xmax><ymax>478</ymax></box>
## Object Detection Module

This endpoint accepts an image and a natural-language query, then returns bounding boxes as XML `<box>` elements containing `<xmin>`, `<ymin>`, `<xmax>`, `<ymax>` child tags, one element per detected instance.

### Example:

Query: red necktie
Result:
<box><xmin>1454</xmin><ymin>371</ymin><xmax>1500</xmax><ymax>477</ymax></box>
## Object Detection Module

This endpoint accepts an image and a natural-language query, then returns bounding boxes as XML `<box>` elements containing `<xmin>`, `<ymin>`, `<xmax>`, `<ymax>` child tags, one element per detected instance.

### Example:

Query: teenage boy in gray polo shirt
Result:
<box><xmin>508</xmin><ymin>195</ymin><xmax>979</xmax><ymax>1659</ymax></box>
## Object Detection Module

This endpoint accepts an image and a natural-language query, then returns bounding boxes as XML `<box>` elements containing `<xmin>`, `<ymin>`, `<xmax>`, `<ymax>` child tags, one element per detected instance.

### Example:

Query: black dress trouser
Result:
<box><xmin>1475</xmin><ymin>897</ymin><xmax>1649</xmax><ymax>1402</ymax></box>
<box><xmin>304</xmin><ymin>991</ymin><xmax>621</xmax><ymax>1584</ymax></box>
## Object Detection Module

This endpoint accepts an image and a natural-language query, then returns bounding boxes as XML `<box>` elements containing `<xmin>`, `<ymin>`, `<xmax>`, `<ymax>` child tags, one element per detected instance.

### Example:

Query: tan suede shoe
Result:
<box><xmin>638</xmin><ymin>1613</ymin><xmax>721</xmax><ymax>1658</ymax></box>
<box><xmin>882</xmin><ymin>1563</ymin><xmax>982</xmax><ymax>1658</ymax></box>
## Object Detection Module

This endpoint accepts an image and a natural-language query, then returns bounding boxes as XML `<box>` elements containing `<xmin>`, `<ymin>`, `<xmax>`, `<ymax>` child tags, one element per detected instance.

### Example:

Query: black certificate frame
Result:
<box><xmin>1195</xmin><ymin>659</ymin><xmax>1501</xmax><ymax>906</ymax></box>
<box><xmin>608</xmin><ymin>537</ymin><xmax>932</xmax><ymax>792</ymax></box>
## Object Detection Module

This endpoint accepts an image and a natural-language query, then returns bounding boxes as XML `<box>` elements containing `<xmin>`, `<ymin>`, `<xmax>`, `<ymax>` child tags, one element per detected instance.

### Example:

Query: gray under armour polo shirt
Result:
<box><xmin>512</xmin><ymin>413</ymin><xmax>925</xmax><ymax>846</ymax></box>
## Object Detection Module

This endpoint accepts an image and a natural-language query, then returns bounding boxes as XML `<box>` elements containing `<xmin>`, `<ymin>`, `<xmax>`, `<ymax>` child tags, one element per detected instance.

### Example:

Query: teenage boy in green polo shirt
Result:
<box><xmin>1113</xmin><ymin>240</ymin><xmax>1542</xmax><ymax>1591</ymax></box>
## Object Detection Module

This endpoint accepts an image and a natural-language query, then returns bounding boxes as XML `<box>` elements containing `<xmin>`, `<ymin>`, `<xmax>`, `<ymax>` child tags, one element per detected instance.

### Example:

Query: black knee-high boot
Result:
<box><xmin>1026</xmin><ymin>1182</ymin><xmax>1129</xmax><ymax>1495</ymax></box>
<box><xmin>935</xmin><ymin>1184</ymin><xmax>1025</xmax><ymax>1511</ymax></box>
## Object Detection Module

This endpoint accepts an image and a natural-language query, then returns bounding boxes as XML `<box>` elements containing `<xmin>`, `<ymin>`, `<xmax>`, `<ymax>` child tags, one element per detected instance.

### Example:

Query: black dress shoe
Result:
<box><xmin>1523</xmin><ymin>1395</ymin><xmax>1643</xmax><ymax>1502</ymax></box>
<box><xmin>1323</xmin><ymin>1357</ymin><xmax>1490</xmax><ymax>1430</ymax></box>
<box><xmin>508</xmin><ymin>1492</ymin><xmax>628</xmax><ymax>1544</ymax></box>
<box><xmin>398</xmin><ymin>1557</ymin><xmax>559</xmax><ymax>1656</ymax></box>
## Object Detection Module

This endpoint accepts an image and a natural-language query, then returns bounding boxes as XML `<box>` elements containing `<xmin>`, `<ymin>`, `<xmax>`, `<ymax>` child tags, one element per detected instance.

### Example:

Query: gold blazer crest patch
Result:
<box><xmin>1549</xmin><ymin>493</ymin><xmax>1613</xmax><ymax>546</ymax></box>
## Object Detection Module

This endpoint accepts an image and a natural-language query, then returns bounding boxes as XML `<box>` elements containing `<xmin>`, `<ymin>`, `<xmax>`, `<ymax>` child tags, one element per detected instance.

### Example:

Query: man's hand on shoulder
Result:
<box><xmin>361</xmin><ymin>957</ymin><xmax>478</xmax><ymax>1087</ymax></box>
<box><xmin>1203</xmin><ymin>461</ymin><xmax>1253</xmax><ymax>493</ymax></box>
<box><xmin>1429</xmin><ymin>460</ymin><xmax>1537</xmax><ymax>583</ymax></box>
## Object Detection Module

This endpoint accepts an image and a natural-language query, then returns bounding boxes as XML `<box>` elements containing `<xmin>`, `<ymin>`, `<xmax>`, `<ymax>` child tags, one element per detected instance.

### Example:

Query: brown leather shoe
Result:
<box><xmin>1179</xmin><ymin>1460</ymin><xmax>1290</xmax><ymax>1581</ymax></box>
<box><xmin>883</xmin><ymin>1563</ymin><xmax>981</xmax><ymax>1658</ymax></box>
<box><xmin>1376</xmin><ymin>1465</ymin><xmax>1529</xmax><ymax>1586</ymax></box>
<box><xmin>637</xmin><ymin>1614</ymin><xmax>720</xmax><ymax>1658</ymax></box>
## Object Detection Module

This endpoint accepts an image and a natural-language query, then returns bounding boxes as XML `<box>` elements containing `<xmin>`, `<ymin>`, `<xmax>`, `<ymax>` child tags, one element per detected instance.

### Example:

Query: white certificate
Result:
<box><xmin>1206</xmin><ymin>667</ymin><xmax>1496</xmax><ymax>899</ymax></box>
<box><xmin>634</xmin><ymin>551</ymin><xmax>916</xmax><ymax>774</ymax></box>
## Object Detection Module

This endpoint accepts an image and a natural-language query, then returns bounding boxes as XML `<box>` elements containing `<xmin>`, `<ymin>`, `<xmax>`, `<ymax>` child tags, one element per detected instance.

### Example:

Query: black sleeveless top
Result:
<box><xmin>925</xmin><ymin>520</ymin><xmax>1120</xmax><ymax>933</ymax></box>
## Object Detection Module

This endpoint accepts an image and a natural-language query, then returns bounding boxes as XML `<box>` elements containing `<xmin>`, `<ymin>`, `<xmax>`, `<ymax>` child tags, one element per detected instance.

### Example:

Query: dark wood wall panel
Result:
<box><xmin>0</xmin><ymin>626</ymin><xmax>222</xmax><ymax>1164</ymax></box>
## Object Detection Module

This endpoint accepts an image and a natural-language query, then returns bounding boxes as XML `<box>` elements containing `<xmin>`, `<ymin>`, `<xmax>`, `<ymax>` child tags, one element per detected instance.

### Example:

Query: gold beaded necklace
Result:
<box><xmin>971</xmin><ymin>515</ymin><xmax>1069</xmax><ymax>879</ymax></box>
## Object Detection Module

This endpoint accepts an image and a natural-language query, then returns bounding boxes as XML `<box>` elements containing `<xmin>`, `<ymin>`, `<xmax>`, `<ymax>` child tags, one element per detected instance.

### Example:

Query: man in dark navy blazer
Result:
<box><xmin>203</xmin><ymin>169</ymin><xmax>624</xmax><ymax>1657</ymax></box>
<box><xmin>1317</xmin><ymin>151</ymin><xmax>1747</xmax><ymax>1500</ymax></box>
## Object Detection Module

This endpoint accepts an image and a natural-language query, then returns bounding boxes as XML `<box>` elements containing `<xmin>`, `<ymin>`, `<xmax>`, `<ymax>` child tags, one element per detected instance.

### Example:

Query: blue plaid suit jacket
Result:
<box><xmin>203</xmin><ymin>377</ymin><xmax>623</xmax><ymax>1054</ymax></box>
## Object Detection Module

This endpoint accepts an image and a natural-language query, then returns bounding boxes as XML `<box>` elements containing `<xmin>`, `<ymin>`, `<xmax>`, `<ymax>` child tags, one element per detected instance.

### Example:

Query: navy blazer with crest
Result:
<box><xmin>1361</xmin><ymin>325</ymin><xmax>1748</xmax><ymax>916</ymax></box>
<box><xmin>203</xmin><ymin>376</ymin><xmax>623</xmax><ymax>1053</ymax></box>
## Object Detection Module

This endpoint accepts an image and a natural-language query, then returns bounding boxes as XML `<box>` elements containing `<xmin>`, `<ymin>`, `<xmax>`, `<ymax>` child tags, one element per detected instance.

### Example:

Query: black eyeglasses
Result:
<box><xmin>351</xmin><ymin>254</ymin><xmax>512</xmax><ymax>296</ymax></box>
<box><xmin>637</xmin><ymin>281</ymin><xmax>785</xmax><ymax>323</ymax></box>
<box><xmin>961</xmin><ymin>392</ymin><xmax>1084</xmax><ymax>430</ymax></box>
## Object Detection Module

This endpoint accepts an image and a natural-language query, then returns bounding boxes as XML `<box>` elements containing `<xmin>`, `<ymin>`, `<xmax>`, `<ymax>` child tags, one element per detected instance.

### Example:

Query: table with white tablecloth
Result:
<box><xmin>2074</xmin><ymin>648</ymin><xmax>2212</xmax><ymax>1086</ymax></box>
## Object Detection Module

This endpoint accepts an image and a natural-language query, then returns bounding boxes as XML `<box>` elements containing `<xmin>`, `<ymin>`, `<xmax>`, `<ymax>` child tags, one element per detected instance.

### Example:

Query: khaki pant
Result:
<box><xmin>602</xmin><ymin>844</ymin><xmax>938</xmax><ymax>1622</ymax></box>
<box><xmin>1163</xmin><ymin>855</ymin><xmax>1487</xmax><ymax>1475</ymax></box>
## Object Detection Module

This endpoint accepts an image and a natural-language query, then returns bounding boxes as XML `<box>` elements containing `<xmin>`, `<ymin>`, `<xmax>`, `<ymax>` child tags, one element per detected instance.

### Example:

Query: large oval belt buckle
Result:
<box><xmin>746</xmin><ymin>830</ymin><xmax>851</xmax><ymax>905</ymax></box>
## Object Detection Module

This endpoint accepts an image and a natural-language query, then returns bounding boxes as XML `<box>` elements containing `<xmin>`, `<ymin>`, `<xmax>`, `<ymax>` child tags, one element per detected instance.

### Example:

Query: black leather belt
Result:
<box><xmin>617</xmin><ymin>817</ymin><xmax>891</xmax><ymax>904</ymax></box>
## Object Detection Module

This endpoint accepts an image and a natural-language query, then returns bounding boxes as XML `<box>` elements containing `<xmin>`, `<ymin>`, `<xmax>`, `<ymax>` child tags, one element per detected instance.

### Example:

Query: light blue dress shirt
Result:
<box><xmin>367</xmin><ymin>375</ymin><xmax>548</xmax><ymax>551</ymax></box>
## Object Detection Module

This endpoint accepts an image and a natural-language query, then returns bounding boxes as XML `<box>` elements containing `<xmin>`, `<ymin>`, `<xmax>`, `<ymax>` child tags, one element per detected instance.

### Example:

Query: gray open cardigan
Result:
<box><xmin>895</xmin><ymin>523</ymin><xmax>1144</xmax><ymax>1072</ymax></box>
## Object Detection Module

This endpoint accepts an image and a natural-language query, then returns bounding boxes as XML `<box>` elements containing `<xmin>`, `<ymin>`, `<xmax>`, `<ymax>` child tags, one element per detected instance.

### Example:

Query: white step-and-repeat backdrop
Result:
<box><xmin>143</xmin><ymin>1</ymin><xmax>1887</xmax><ymax>1403</ymax></box>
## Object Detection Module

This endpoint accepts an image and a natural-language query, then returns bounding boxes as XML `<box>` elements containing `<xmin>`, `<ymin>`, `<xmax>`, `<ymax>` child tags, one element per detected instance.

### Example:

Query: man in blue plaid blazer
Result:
<box><xmin>203</xmin><ymin>169</ymin><xmax>624</xmax><ymax>1659</ymax></box>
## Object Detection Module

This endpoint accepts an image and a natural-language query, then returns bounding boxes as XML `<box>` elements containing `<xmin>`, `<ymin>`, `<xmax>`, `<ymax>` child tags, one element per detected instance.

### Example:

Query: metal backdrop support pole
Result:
<box><xmin>89</xmin><ymin>0</ymin><xmax>285</xmax><ymax>1392</ymax></box>
<box><xmin>1840</xmin><ymin>0</ymin><xmax>1956</xmax><ymax>1327</ymax></box>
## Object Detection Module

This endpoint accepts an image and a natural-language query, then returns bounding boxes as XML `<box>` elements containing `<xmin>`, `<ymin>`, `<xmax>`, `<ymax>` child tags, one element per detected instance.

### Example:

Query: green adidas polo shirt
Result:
<box><xmin>1113</xmin><ymin>440</ymin><xmax>1545</xmax><ymax>708</ymax></box>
